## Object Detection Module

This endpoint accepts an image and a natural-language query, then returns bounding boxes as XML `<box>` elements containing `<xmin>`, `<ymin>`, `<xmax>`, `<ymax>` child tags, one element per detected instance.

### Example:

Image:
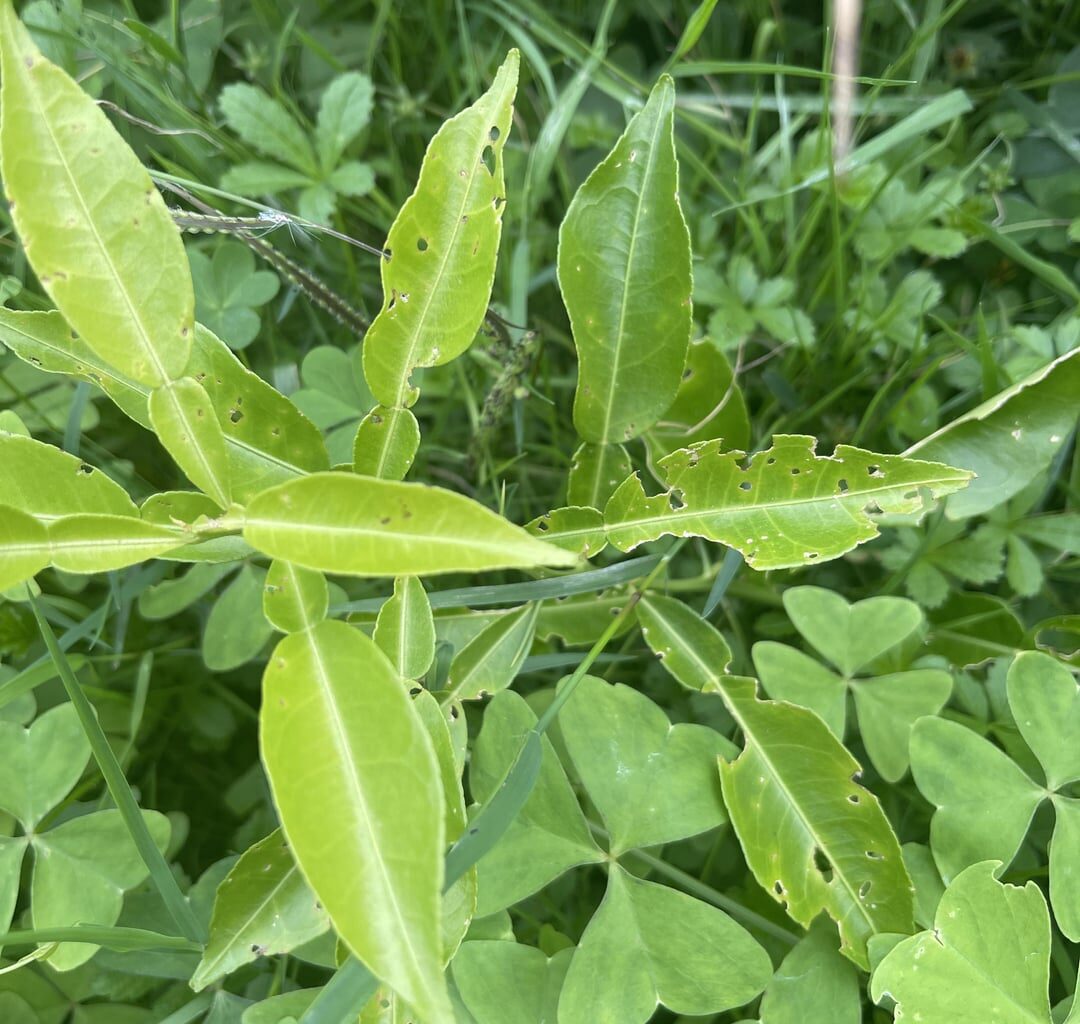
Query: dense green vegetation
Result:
<box><xmin>0</xmin><ymin>1</ymin><xmax>1077</xmax><ymax>1021</ymax></box>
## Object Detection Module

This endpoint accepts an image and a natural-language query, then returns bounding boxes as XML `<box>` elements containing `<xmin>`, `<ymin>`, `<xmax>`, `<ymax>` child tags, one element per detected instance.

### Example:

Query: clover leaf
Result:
<box><xmin>189</xmin><ymin>242</ymin><xmax>280</xmax><ymax>351</ymax></box>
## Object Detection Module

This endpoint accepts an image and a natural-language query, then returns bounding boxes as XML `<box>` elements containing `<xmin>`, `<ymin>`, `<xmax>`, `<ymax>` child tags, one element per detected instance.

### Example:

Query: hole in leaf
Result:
<box><xmin>837</xmin><ymin>478</ymin><xmax>849</xmax><ymax>493</ymax></box>
<box><xmin>77</xmin><ymin>463</ymin><xmax>93</xmax><ymax>475</ymax></box>
<box><xmin>417</xmin><ymin>237</ymin><xmax>429</xmax><ymax>252</ymax></box>
<box><xmin>481</xmin><ymin>146</ymin><xmax>495</xmax><ymax>175</ymax></box>
<box><xmin>739</xmin><ymin>481</ymin><xmax>752</xmax><ymax>491</ymax></box>
<box><xmin>790</xmin><ymin>467</ymin><xmax>800</xmax><ymax>475</ymax></box>
<box><xmin>847</xmin><ymin>793</ymin><xmax>860</xmax><ymax>804</ymax></box>
<box><xmin>865</xmin><ymin>849</ymin><xmax>883</xmax><ymax>860</ymax></box>
<box><xmin>867</xmin><ymin>464</ymin><xmax>884</xmax><ymax>478</ymax></box>
<box><xmin>773</xmin><ymin>880</ymin><xmax>785</xmax><ymax>896</ymax></box>
<box><xmin>859</xmin><ymin>880</ymin><xmax>872</xmax><ymax>899</ymax></box>
<box><xmin>737</xmin><ymin>455</ymin><xmax>752</xmax><ymax>471</ymax></box>
<box><xmin>489</xmin><ymin>125</ymin><xmax>500</xmax><ymax>142</ymax></box>
<box><xmin>383</xmin><ymin>247</ymin><xmax>393</xmax><ymax>262</ymax></box>
<box><xmin>813</xmin><ymin>847</ymin><xmax>832</xmax><ymax>880</ymax></box>
<box><xmin>229</xmin><ymin>408</ymin><xmax>243</xmax><ymax>423</ymax></box>
<box><xmin>766</xmin><ymin>457</ymin><xmax>776</xmax><ymax>465</ymax></box>
<box><xmin>670</xmin><ymin>490</ymin><xmax>688</xmax><ymax>510</ymax></box>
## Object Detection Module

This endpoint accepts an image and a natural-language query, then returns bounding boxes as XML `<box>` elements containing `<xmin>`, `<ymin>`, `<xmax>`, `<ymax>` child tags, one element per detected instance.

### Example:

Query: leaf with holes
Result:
<box><xmin>0</xmin><ymin>1</ymin><xmax>193</xmax><ymax>385</ymax></box>
<box><xmin>442</xmin><ymin>603</ymin><xmax>538</xmax><ymax>703</ymax></box>
<box><xmin>637</xmin><ymin>595</ymin><xmax>914</xmax><ymax>967</ymax></box>
<box><xmin>604</xmin><ymin>434</ymin><xmax>971</xmax><ymax>570</ymax></box>
<box><xmin>558</xmin><ymin>76</ymin><xmax>692</xmax><ymax>444</ymax></box>
<box><xmin>362</xmin><ymin>50</ymin><xmax>519</xmax><ymax>408</ymax></box>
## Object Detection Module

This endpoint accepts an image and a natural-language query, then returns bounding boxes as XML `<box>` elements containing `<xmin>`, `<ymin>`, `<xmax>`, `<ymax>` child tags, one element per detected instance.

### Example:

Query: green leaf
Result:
<box><xmin>452</xmin><ymin>941</ymin><xmax>572</xmax><ymax>1024</ymax></box>
<box><xmin>871</xmin><ymin>861</ymin><xmax>1053</xmax><ymax>1024</ymax></box>
<box><xmin>373</xmin><ymin>577</ymin><xmax>435</xmax><ymax>680</ymax></box>
<box><xmin>526</xmin><ymin>506</ymin><xmax>607</xmax><ymax>558</ymax></box>
<box><xmin>243</xmin><ymin>471</ymin><xmax>575</xmax><ymax>577</ymax></box>
<box><xmin>0</xmin><ymin>434</ymin><xmax>137</xmax><ymax>520</ymax></box>
<box><xmin>0</xmin><ymin>2</ymin><xmax>193</xmax><ymax>385</ymax></box>
<box><xmin>782</xmin><ymin>587</ymin><xmax>924</xmax><ymax>676</ymax></box>
<box><xmin>138</xmin><ymin>562</ymin><xmax>235</xmax><ymax>620</ymax></box>
<box><xmin>189</xmin><ymin>243</ymin><xmax>279</xmax><ymax>351</ymax></box>
<box><xmin>362</xmin><ymin>50</ymin><xmax>519</xmax><ymax>408</ymax></box>
<box><xmin>1007</xmin><ymin>650</ymin><xmax>1080</xmax><ymax>790</ymax></box>
<box><xmin>30</xmin><ymin>808</ymin><xmax>170</xmax><ymax>970</ymax></box>
<box><xmin>753</xmin><ymin>643</ymin><xmax>848</xmax><ymax>736</ymax></box>
<box><xmin>203</xmin><ymin>565</ymin><xmax>273</xmax><ymax>671</ymax></box>
<box><xmin>219</xmin><ymin>83</ymin><xmax>316</xmax><ymax>175</ymax></box>
<box><xmin>0</xmin><ymin>506</ymin><xmax>49</xmax><ymax>591</ymax></box>
<box><xmin>354</xmin><ymin>406</ymin><xmax>420</xmax><ymax>481</ymax></box>
<box><xmin>635</xmin><ymin>596</ymin><xmax>914</xmax><ymax>966</ymax></box>
<box><xmin>469</xmin><ymin>691</ymin><xmax>602</xmax><ymax>916</ymax></box>
<box><xmin>443</xmin><ymin>603</ymin><xmax>538</xmax><ymax>703</ymax></box>
<box><xmin>328</xmin><ymin>161</ymin><xmax>375</xmax><ymax>198</ymax></box>
<box><xmin>149</xmin><ymin>379</ymin><xmax>233</xmax><ymax>507</ymax></box>
<box><xmin>561</xmin><ymin>674</ymin><xmax>732</xmax><ymax>854</ymax></box>
<box><xmin>558</xmin><ymin>76</ymin><xmax>692</xmax><ymax>444</ymax></box>
<box><xmin>219</xmin><ymin>160</ymin><xmax>315</xmax><ymax>196</ymax></box>
<box><xmin>48</xmin><ymin>515</ymin><xmax>187</xmax><ymax>573</ymax></box>
<box><xmin>907</xmin><ymin>348</ymin><xmax>1080</xmax><ymax>519</ymax></box>
<box><xmin>316</xmin><ymin>72</ymin><xmax>374</xmax><ymax>170</ymax></box>
<box><xmin>925</xmin><ymin>592</ymin><xmax>1025</xmax><ymax>666</ymax></box>
<box><xmin>192</xmin><ymin>829</ymin><xmax>329</xmax><ymax>992</ymax></box>
<box><xmin>557</xmin><ymin>865</ymin><xmax>771</xmax><ymax>1024</ymax></box>
<box><xmin>605</xmin><ymin>435</ymin><xmax>972</xmax><ymax>570</ymax></box>
<box><xmin>759</xmin><ymin>919</ymin><xmax>861</xmax><ymax>1024</ymax></box>
<box><xmin>264</xmin><ymin>560</ymin><xmax>329</xmax><ymax>635</ymax></box>
<box><xmin>261</xmin><ymin>621</ymin><xmax>450</xmax><ymax>1020</ymax></box>
<box><xmin>909</xmin><ymin>716</ymin><xmax>1044</xmax><ymax>881</ymax></box>
<box><xmin>567</xmin><ymin>442</ymin><xmax>632</xmax><ymax>509</ymax></box>
<box><xmin>0</xmin><ymin>703</ymin><xmax>89</xmax><ymax>829</ymax></box>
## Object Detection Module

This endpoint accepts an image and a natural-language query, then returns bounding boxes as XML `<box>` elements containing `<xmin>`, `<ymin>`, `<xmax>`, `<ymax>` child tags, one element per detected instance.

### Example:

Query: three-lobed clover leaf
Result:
<box><xmin>911</xmin><ymin>650</ymin><xmax>1080</xmax><ymax>939</ymax></box>
<box><xmin>754</xmin><ymin>586</ymin><xmax>952</xmax><ymax>781</ymax></box>
<box><xmin>188</xmin><ymin>242</ymin><xmax>280</xmax><ymax>351</ymax></box>
<box><xmin>219</xmin><ymin>71</ymin><xmax>376</xmax><ymax>224</ymax></box>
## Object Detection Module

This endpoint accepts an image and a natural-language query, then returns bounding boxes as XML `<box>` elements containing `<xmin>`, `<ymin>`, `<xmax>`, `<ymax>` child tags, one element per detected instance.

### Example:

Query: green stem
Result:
<box><xmin>28</xmin><ymin>593</ymin><xmax>206</xmax><ymax>945</ymax></box>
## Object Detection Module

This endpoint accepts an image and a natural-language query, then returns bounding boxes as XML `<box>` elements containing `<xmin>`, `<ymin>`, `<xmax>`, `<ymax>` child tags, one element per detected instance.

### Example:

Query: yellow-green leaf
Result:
<box><xmin>149</xmin><ymin>379</ymin><xmax>232</xmax><ymax>508</ymax></box>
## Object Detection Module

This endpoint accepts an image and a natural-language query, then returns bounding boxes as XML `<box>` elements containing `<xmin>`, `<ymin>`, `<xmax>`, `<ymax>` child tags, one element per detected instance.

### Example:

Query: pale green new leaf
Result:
<box><xmin>0</xmin><ymin>433</ymin><xmax>136</xmax><ymax>521</ymax></box>
<box><xmin>374</xmin><ymin>577</ymin><xmax>436</xmax><ymax>680</ymax></box>
<box><xmin>605</xmin><ymin>434</ymin><xmax>972</xmax><ymax>570</ymax></box>
<box><xmin>138</xmin><ymin>563</ymin><xmax>235</xmax><ymax>620</ymax></box>
<box><xmin>871</xmin><ymin>861</ymin><xmax>1054</xmax><ymax>1024</ymax></box>
<box><xmin>203</xmin><ymin>565</ymin><xmax>273</xmax><ymax>671</ymax></box>
<box><xmin>526</xmin><ymin>506</ymin><xmax>607</xmax><ymax>558</ymax></box>
<box><xmin>192</xmin><ymin>829</ymin><xmax>329</xmax><ymax>992</ymax></box>
<box><xmin>243</xmin><ymin>471</ymin><xmax>575</xmax><ymax>577</ymax></box>
<box><xmin>558</xmin><ymin>76</ymin><xmax>692</xmax><ymax>444</ymax></box>
<box><xmin>149</xmin><ymin>379</ymin><xmax>232</xmax><ymax>508</ymax></box>
<box><xmin>0</xmin><ymin>506</ymin><xmax>51</xmax><ymax>591</ymax></box>
<box><xmin>362</xmin><ymin>50</ymin><xmax>519</xmax><ymax>408</ymax></box>
<box><xmin>0</xmin><ymin>1</ymin><xmax>193</xmax><ymax>385</ymax></box>
<box><xmin>47</xmin><ymin>515</ymin><xmax>187</xmax><ymax>573</ymax></box>
<box><xmin>260</xmin><ymin>621</ymin><xmax>450</xmax><ymax>1020</ymax></box>
<box><xmin>354</xmin><ymin>405</ymin><xmax>420</xmax><ymax>481</ymax></box>
<box><xmin>561</xmin><ymin>674</ymin><xmax>732</xmax><ymax>854</ymax></box>
<box><xmin>558</xmin><ymin>866</ymin><xmax>772</xmax><ymax>1024</ymax></box>
<box><xmin>635</xmin><ymin>595</ymin><xmax>914</xmax><ymax>967</ymax></box>
<box><xmin>264</xmin><ymin>560</ymin><xmax>328</xmax><ymax>635</ymax></box>
<box><xmin>443</xmin><ymin>603</ymin><xmax>538</xmax><ymax>703</ymax></box>
<box><xmin>906</xmin><ymin>348</ymin><xmax>1080</xmax><ymax>519</ymax></box>
<box><xmin>567</xmin><ymin>442</ymin><xmax>632</xmax><ymax>509</ymax></box>
<box><xmin>31</xmin><ymin>809</ymin><xmax>171</xmax><ymax>970</ymax></box>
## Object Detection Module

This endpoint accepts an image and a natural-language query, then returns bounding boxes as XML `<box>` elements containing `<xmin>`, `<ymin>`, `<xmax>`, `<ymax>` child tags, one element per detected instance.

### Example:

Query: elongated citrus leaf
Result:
<box><xmin>871</xmin><ymin>861</ymin><xmax>1054</xmax><ymax>1024</ymax></box>
<box><xmin>47</xmin><ymin>515</ymin><xmax>187</xmax><ymax>573</ymax></box>
<box><xmin>0</xmin><ymin>1</ymin><xmax>193</xmax><ymax>385</ymax></box>
<box><xmin>264</xmin><ymin>560</ymin><xmax>328</xmax><ymax>634</ymax></box>
<box><xmin>262</xmin><ymin>621</ymin><xmax>450</xmax><ymax>1021</ymax></box>
<box><xmin>373</xmin><ymin>577</ymin><xmax>435</xmax><ymax>680</ymax></box>
<box><xmin>0</xmin><ymin>434</ymin><xmax>136</xmax><ymax>521</ymax></box>
<box><xmin>605</xmin><ymin>434</ymin><xmax>971</xmax><ymax>570</ymax></box>
<box><xmin>192</xmin><ymin>829</ymin><xmax>329</xmax><ymax>992</ymax></box>
<box><xmin>558</xmin><ymin>75</ymin><xmax>692</xmax><ymax>444</ymax></box>
<box><xmin>0</xmin><ymin>313</ymin><xmax>328</xmax><ymax>499</ymax></box>
<box><xmin>362</xmin><ymin>50</ymin><xmax>519</xmax><ymax>408</ymax></box>
<box><xmin>0</xmin><ymin>507</ymin><xmax>51</xmax><ymax>591</ymax></box>
<box><xmin>907</xmin><ymin>348</ymin><xmax>1080</xmax><ymax>519</ymax></box>
<box><xmin>149</xmin><ymin>379</ymin><xmax>232</xmax><ymax>508</ymax></box>
<box><xmin>567</xmin><ymin>442</ymin><xmax>632</xmax><ymax>509</ymax></box>
<box><xmin>526</xmin><ymin>506</ymin><xmax>607</xmax><ymax>558</ymax></box>
<box><xmin>354</xmin><ymin>406</ymin><xmax>420</xmax><ymax>480</ymax></box>
<box><xmin>636</xmin><ymin>594</ymin><xmax>914</xmax><ymax>968</ymax></box>
<box><xmin>443</xmin><ymin>603</ymin><xmax>538</xmax><ymax>703</ymax></box>
<box><xmin>243</xmin><ymin>472</ymin><xmax>575</xmax><ymax>577</ymax></box>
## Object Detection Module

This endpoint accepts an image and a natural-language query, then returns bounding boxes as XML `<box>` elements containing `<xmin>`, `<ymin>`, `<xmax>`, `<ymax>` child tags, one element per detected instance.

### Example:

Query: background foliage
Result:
<box><xmin>0</xmin><ymin>0</ymin><xmax>1078</xmax><ymax>1022</ymax></box>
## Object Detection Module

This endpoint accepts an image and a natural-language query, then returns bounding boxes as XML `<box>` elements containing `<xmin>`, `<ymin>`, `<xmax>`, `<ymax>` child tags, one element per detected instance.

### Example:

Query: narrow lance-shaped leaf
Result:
<box><xmin>261</xmin><ymin>621</ymin><xmax>452</xmax><ymax>1021</ymax></box>
<box><xmin>362</xmin><ymin>50</ymin><xmax>519</xmax><ymax>408</ymax></box>
<box><xmin>0</xmin><ymin>1</ymin><xmax>193</xmax><ymax>385</ymax></box>
<box><xmin>243</xmin><ymin>472</ymin><xmax>576</xmax><ymax>577</ymax></box>
<box><xmin>558</xmin><ymin>75</ymin><xmax>692</xmax><ymax>444</ymax></box>
<box><xmin>637</xmin><ymin>594</ymin><xmax>915</xmax><ymax>968</ymax></box>
<box><xmin>567</xmin><ymin>442</ymin><xmax>632</xmax><ymax>509</ymax></box>
<box><xmin>354</xmin><ymin>406</ymin><xmax>421</xmax><ymax>481</ymax></box>
<box><xmin>442</xmin><ymin>603</ymin><xmax>538</xmax><ymax>703</ymax></box>
<box><xmin>373</xmin><ymin>576</ymin><xmax>436</xmax><ymax>680</ymax></box>
<box><xmin>605</xmin><ymin>434</ymin><xmax>972</xmax><ymax>570</ymax></box>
